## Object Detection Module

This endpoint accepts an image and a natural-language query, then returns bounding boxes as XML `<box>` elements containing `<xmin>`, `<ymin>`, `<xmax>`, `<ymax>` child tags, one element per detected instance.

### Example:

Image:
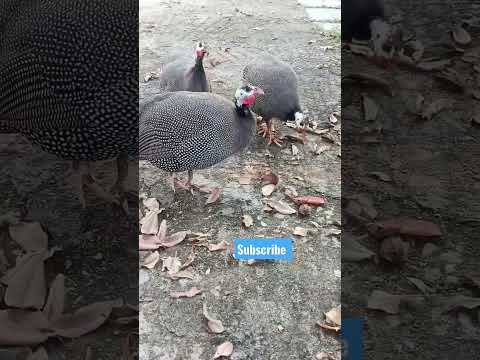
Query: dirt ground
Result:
<box><xmin>342</xmin><ymin>1</ymin><xmax>480</xmax><ymax>359</ymax></box>
<box><xmin>139</xmin><ymin>0</ymin><xmax>341</xmax><ymax>359</ymax></box>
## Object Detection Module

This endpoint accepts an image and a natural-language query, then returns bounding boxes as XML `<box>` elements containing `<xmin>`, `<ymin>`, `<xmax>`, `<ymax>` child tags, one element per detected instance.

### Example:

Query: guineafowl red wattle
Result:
<box><xmin>158</xmin><ymin>42</ymin><xmax>210</xmax><ymax>93</ymax></box>
<box><xmin>0</xmin><ymin>0</ymin><xmax>138</xmax><ymax>207</ymax></box>
<box><xmin>242</xmin><ymin>55</ymin><xmax>305</xmax><ymax>146</ymax></box>
<box><xmin>139</xmin><ymin>85</ymin><xmax>264</xmax><ymax>192</ymax></box>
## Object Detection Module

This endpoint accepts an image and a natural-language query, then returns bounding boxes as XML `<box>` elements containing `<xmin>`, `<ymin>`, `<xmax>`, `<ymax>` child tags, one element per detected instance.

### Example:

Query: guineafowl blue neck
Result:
<box><xmin>233</xmin><ymin>104</ymin><xmax>255</xmax><ymax>152</ymax></box>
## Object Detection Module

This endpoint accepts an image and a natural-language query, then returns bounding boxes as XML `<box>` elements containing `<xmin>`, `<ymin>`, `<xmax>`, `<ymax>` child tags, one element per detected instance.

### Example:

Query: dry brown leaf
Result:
<box><xmin>140</xmin><ymin>209</ymin><xmax>162</xmax><ymax>235</ymax></box>
<box><xmin>451</xmin><ymin>25</ymin><xmax>471</xmax><ymax>46</ymax></box>
<box><xmin>266</xmin><ymin>200</ymin><xmax>296</xmax><ymax>215</ymax></box>
<box><xmin>242</xmin><ymin>214</ymin><xmax>254</xmax><ymax>228</ymax></box>
<box><xmin>142</xmin><ymin>198</ymin><xmax>160</xmax><ymax>211</ymax></box>
<box><xmin>284</xmin><ymin>186</ymin><xmax>298</xmax><ymax>200</ymax></box>
<box><xmin>0</xmin><ymin>309</ymin><xmax>52</xmax><ymax>345</ymax></box>
<box><xmin>325</xmin><ymin>305</ymin><xmax>341</xmax><ymax>328</ymax></box>
<box><xmin>208</xmin><ymin>240</ymin><xmax>229</xmax><ymax>252</ymax></box>
<box><xmin>160</xmin><ymin>231</ymin><xmax>188</xmax><ymax>248</ymax></box>
<box><xmin>43</xmin><ymin>274</ymin><xmax>65</xmax><ymax>323</ymax></box>
<box><xmin>2</xmin><ymin>252</ymin><xmax>47</xmax><ymax>310</ymax></box>
<box><xmin>417</xmin><ymin>59</ymin><xmax>450</xmax><ymax>71</ymax></box>
<box><xmin>315</xmin><ymin>352</ymin><xmax>336</xmax><ymax>360</ymax></box>
<box><xmin>213</xmin><ymin>341</ymin><xmax>234</xmax><ymax>359</ymax></box>
<box><xmin>162</xmin><ymin>256</ymin><xmax>182</xmax><ymax>275</ymax></box>
<box><xmin>294</xmin><ymin>196</ymin><xmax>326</xmax><ymax>207</ymax></box>
<box><xmin>293</xmin><ymin>227</ymin><xmax>307</xmax><ymax>237</ymax></box>
<box><xmin>170</xmin><ymin>287</ymin><xmax>202</xmax><ymax>299</ymax></box>
<box><xmin>406</xmin><ymin>277</ymin><xmax>432</xmax><ymax>294</ymax></box>
<box><xmin>261</xmin><ymin>184</ymin><xmax>276</xmax><ymax>197</ymax></box>
<box><xmin>203</xmin><ymin>303</ymin><xmax>224</xmax><ymax>334</ymax></box>
<box><xmin>157</xmin><ymin>220</ymin><xmax>167</xmax><ymax>242</ymax></box>
<box><xmin>316</xmin><ymin>322</ymin><xmax>340</xmax><ymax>332</ymax></box>
<box><xmin>138</xmin><ymin>234</ymin><xmax>160</xmax><ymax>250</ymax></box>
<box><xmin>367</xmin><ymin>218</ymin><xmax>442</xmax><ymax>240</ymax></box>
<box><xmin>142</xmin><ymin>251</ymin><xmax>160</xmax><ymax>269</ymax></box>
<box><xmin>342</xmin><ymin>234</ymin><xmax>375</xmax><ymax>262</ymax></box>
<box><xmin>53</xmin><ymin>300</ymin><xmax>116</xmax><ymax>338</ymax></box>
<box><xmin>362</xmin><ymin>95</ymin><xmax>378</xmax><ymax>121</ymax></box>
<box><xmin>9</xmin><ymin>222</ymin><xmax>48</xmax><ymax>252</ymax></box>
<box><xmin>261</xmin><ymin>172</ymin><xmax>279</xmax><ymax>185</ymax></box>
<box><xmin>441</xmin><ymin>295</ymin><xmax>480</xmax><ymax>313</ymax></box>
<box><xmin>168</xmin><ymin>269</ymin><xmax>195</xmax><ymax>280</ymax></box>
<box><xmin>206</xmin><ymin>187</ymin><xmax>222</xmax><ymax>205</ymax></box>
<box><xmin>367</xmin><ymin>290</ymin><xmax>402</xmax><ymax>314</ymax></box>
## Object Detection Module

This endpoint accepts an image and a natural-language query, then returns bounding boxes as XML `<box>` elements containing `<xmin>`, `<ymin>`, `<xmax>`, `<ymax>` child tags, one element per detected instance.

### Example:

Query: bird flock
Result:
<box><xmin>139</xmin><ymin>42</ymin><xmax>306</xmax><ymax>194</ymax></box>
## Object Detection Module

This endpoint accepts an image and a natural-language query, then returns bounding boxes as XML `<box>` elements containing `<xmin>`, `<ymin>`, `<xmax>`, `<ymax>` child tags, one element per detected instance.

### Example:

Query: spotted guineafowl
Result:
<box><xmin>0</xmin><ymin>0</ymin><xmax>137</xmax><ymax>207</ymax></box>
<box><xmin>158</xmin><ymin>42</ymin><xmax>210</xmax><ymax>93</ymax></box>
<box><xmin>242</xmin><ymin>55</ymin><xmax>304</xmax><ymax>146</ymax></box>
<box><xmin>139</xmin><ymin>85</ymin><xmax>264</xmax><ymax>192</ymax></box>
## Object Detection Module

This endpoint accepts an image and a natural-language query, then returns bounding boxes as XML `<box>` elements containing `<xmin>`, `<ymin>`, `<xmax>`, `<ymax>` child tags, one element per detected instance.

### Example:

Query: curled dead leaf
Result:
<box><xmin>325</xmin><ymin>305</ymin><xmax>341</xmax><ymax>328</ymax></box>
<box><xmin>213</xmin><ymin>341</ymin><xmax>234</xmax><ymax>359</ymax></box>
<box><xmin>242</xmin><ymin>214</ymin><xmax>254</xmax><ymax>228</ymax></box>
<box><xmin>266</xmin><ymin>200</ymin><xmax>296</xmax><ymax>215</ymax></box>
<box><xmin>160</xmin><ymin>231</ymin><xmax>188</xmax><ymax>248</ymax></box>
<box><xmin>261</xmin><ymin>184</ymin><xmax>276</xmax><ymax>197</ymax></box>
<box><xmin>162</xmin><ymin>256</ymin><xmax>182</xmax><ymax>275</ymax></box>
<box><xmin>0</xmin><ymin>309</ymin><xmax>52</xmax><ymax>345</ymax></box>
<box><xmin>261</xmin><ymin>172</ymin><xmax>279</xmax><ymax>185</ymax></box>
<box><xmin>206</xmin><ymin>187</ymin><xmax>222</xmax><ymax>205</ymax></box>
<box><xmin>168</xmin><ymin>269</ymin><xmax>194</xmax><ymax>280</ymax></box>
<box><xmin>9</xmin><ymin>222</ymin><xmax>48</xmax><ymax>252</ymax></box>
<box><xmin>294</xmin><ymin>196</ymin><xmax>325</xmax><ymax>207</ymax></box>
<box><xmin>208</xmin><ymin>240</ymin><xmax>229</xmax><ymax>252</ymax></box>
<box><xmin>342</xmin><ymin>234</ymin><xmax>375</xmax><ymax>262</ymax></box>
<box><xmin>203</xmin><ymin>303</ymin><xmax>224</xmax><ymax>334</ymax></box>
<box><xmin>451</xmin><ymin>25</ymin><xmax>471</xmax><ymax>46</ymax></box>
<box><xmin>43</xmin><ymin>274</ymin><xmax>66</xmax><ymax>323</ymax></box>
<box><xmin>367</xmin><ymin>218</ymin><xmax>442</xmax><ymax>240</ymax></box>
<box><xmin>367</xmin><ymin>290</ymin><xmax>402</xmax><ymax>314</ymax></box>
<box><xmin>142</xmin><ymin>198</ymin><xmax>160</xmax><ymax>211</ymax></box>
<box><xmin>170</xmin><ymin>287</ymin><xmax>202</xmax><ymax>299</ymax></box>
<box><xmin>417</xmin><ymin>59</ymin><xmax>450</xmax><ymax>71</ymax></box>
<box><xmin>142</xmin><ymin>251</ymin><xmax>160</xmax><ymax>269</ymax></box>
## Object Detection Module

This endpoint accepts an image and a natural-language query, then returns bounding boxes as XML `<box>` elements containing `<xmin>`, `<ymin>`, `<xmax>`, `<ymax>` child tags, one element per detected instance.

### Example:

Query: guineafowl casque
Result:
<box><xmin>139</xmin><ymin>85</ymin><xmax>264</xmax><ymax>193</ymax></box>
<box><xmin>158</xmin><ymin>42</ymin><xmax>210</xmax><ymax>92</ymax></box>
<box><xmin>242</xmin><ymin>55</ymin><xmax>305</xmax><ymax>146</ymax></box>
<box><xmin>0</xmin><ymin>0</ymin><xmax>137</xmax><ymax>207</ymax></box>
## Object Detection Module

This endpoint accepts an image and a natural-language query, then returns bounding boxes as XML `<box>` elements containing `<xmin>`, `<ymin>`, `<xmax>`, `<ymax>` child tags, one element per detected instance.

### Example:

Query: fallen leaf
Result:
<box><xmin>329</xmin><ymin>113</ymin><xmax>339</xmax><ymax>124</ymax></box>
<box><xmin>266</xmin><ymin>200</ymin><xmax>296</xmax><ymax>215</ymax></box>
<box><xmin>143</xmin><ymin>198</ymin><xmax>160</xmax><ymax>211</ymax></box>
<box><xmin>284</xmin><ymin>186</ymin><xmax>298</xmax><ymax>200</ymax></box>
<box><xmin>0</xmin><ymin>309</ymin><xmax>52</xmax><ymax>345</ymax></box>
<box><xmin>43</xmin><ymin>274</ymin><xmax>65</xmax><ymax>323</ymax></box>
<box><xmin>53</xmin><ymin>300</ymin><xmax>116</xmax><ymax>338</ymax></box>
<box><xmin>208</xmin><ymin>240</ymin><xmax>229</xmax><ymax>252</ymax></box>
<box><xmin>325</xmin><ymin>305</ymin><xmax>341</xmax><ymax>328</ymax></box>
<box><xmin>203</xmin><ymin>303</ymin><xmax>224</xmax><ymax>334</ymax></box>
<box><xmin>140</xmin><ymin>209</ymin><xmax>162</xmax><ymax>235</ymax></box>
<box><xmin>160</xmin><ymin>231</ymin><xmax>188</xmax><ymax>248</ymax></box>
<box><xmin>417</xmin><ymin>59</ymin><xmax>450</xmax><ymax>71</ymax></box>
<box><xmin>9</xmin><ymin>222</ymin><xmax>48</xmax><ymax>252</ymax></box>
<box><xmin>168</xmin><ymin>269</ymin><xmax>194</xmax><ymax>280</ymax></box>
<box><xmin>315</xmin><ymin>352</ymin><xmax>336</xmax><ymax>360</ymax></box>
<box><xmin>367</xmin><ymin>290</ymin><xmax>402</xmax><ymax>314</ymax></box>
<box><xmin>261</xmin><ymin>184</ymin><xmax>276</xmax><ymax>197</ymax></box>
<box><xmin>367</xmin><ymin>218</ymin><xmax>441</xmax><ymax>240</ymax></box>
<box><xmin>170</xmin><ymin>287</ymin><xmax>202</xmax><ymax>299</ymax></box>
<box><xmin>162</xmin><ymin>256</ymin><xmax>182</xmax><ymax>275</ymax></box>
<box><xmin>342</xmin><ymin>234</ymin><xmax>375</xmax><ymax>262</ymax></box>
<box><xmin>294</xmin><ymin>196</ymin><xmax>325</xmax><ymax>207</ymax></box>
<box><xmin>142</xmin><ymin>251</ymin><xmax>160</xmax><ymax>269</ymax></box>
<box><xmin>180</xmin><ymin>252</ymin><xmax>196</xmax><ymax>270</ymax></box>
<box><xmin>441</xmin><ymin>295</ymin><xmax>480</xmax><ymax>313</ymax></box>
<box><xmin>293</xmin><ymin>227</ymin><xmax>307</xmax><ymax>237</ymax></box>
<box><xmin>261</xmin><ymin>172</ymin><xmax>279</xmax><ymax>185</ymax></box>
<box><xmin>213</xmin><ymin>341</ymin><xmax>234</xmax><ymax>359</ymax></box>
<box><xmin>157</xmin><ymin>220</ymin><xmax>167</xmax><ymax>242</ymax></box>
<box><xmin>206</xmin><ymin>187</ymin><xmax>222</xmax><ymax>205</ymax></box>
<box><xmin>2</xmin><ymin>252</ymin><xmax>48</xmax><ymax>310</ymax></box>
<box><xmin>138</xmin><ymin>235</ymin><xmax>160</xmax><ymax>250</ymax></box>
<box><xmin>422</xmin><ymin>99</ymin><xmax>453</xmax><ymax>120</ymax></box>
<box><xmin>242</xmin><ymin>214</ymin><xmax>254</xmax><ymax>228</ymax></box>
<box><xmin>362</xmin><ymin>95</ymin><xmax>378</xmax><ymax>121</ymax></box>
<box><xmin>316</xmin><ymin>322</ymin><xmax>340</xmax><ymax>332</ymax></box>
<box><xmin>451</xmin><ymin>25</ymin><xmax>471</xmax><ymax>46</ymax></box>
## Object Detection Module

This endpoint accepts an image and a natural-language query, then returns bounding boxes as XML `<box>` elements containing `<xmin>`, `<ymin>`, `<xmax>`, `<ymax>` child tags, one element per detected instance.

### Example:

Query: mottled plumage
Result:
<box><xmin>0</xmin><ymin>0</ymin><xmax>138</xmax><ymax>161</ymax></box>
<box><xmin>242</xmin><ymin>55</ymin><xmax>301</xmax><ymax>122</ymax></box>
<box><xmin>158</xmin><ymin>43</ymin><xmax>209</xmax><ymax>93</ymax></box>
<box><xmin>139</xmin><ymin>91</ymin><xmax>256</xmax><ymax>173</ymax></box>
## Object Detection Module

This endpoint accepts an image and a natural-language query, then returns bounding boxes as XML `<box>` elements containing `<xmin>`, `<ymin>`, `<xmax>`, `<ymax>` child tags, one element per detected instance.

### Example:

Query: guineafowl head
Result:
<box><xmin>195</xmin><ymin>42</ymin><xmax>208</xmax><ymax>59</ymax></box>
<box><xmin>234</xmin><ymin>85</ymin><xmax>264</xmax><ymax>109</ymax></box>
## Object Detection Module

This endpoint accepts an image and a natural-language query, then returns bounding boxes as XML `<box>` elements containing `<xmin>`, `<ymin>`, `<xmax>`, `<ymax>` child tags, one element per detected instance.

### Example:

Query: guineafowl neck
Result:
<box><xmin>233</xmin><ymin>106</ymin><xmax>255</xmax><ymax>152</ymax></box>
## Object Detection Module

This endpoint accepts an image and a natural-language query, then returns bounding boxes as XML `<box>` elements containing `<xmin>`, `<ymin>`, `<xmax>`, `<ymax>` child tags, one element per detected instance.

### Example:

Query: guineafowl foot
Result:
<box><xmin>258</xmin><ymin>122</ymin><xmax>282</xmax><ymax>146</ymax></box>
<box><xmin>111</xmin><ymin>154</ymin><xmax>137</xmax><ymax>210</ymax></box>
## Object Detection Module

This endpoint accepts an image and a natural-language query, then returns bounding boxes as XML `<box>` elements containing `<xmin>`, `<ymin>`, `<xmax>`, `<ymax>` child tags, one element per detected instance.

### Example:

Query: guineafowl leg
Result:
<box><xmin>258</xmin><ymin>119</ymin><xmax>282</xmax><ymax>146</ymax></box>
<box><xmin>111</xmin><ymin>153</ymin><xmax>137</xmax><ymax>200</ymax></box>
<box><xmin>168</xmin><ymin>173</ymin><xmax>177</xmax><ymax>193</ymax></box>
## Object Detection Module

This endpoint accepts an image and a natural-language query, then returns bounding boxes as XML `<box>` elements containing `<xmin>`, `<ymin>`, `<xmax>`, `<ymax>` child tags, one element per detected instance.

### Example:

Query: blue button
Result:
<box><xmin>232</xmin><ymin>237</ymin><xmax>293</xmax><ymax>261</ymax></box>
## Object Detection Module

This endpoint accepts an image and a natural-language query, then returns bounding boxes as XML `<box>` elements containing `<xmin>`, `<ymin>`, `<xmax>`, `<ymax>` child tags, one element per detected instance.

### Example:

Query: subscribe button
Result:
<box><xmin>232</xmin><ymin>237</ymin><xmax>293</xmax><ymax>261</ymax></box>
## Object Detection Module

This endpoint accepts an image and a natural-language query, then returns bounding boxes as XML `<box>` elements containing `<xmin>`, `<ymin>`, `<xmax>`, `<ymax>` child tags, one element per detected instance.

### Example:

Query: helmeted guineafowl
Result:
<box><xmin>0</xmin><ymin>0</ymin><xmax>138</xmax><ymax>207</ymax></box>
<box><xmin>158</xmin><ymin>42</ymin><xmax>210</xmax><ymax>93</ymax></box>
<box><xmin>242</xmin><ymin>55</ymin><xmax>305</xmax><ymax>146</ymax></box>
<box><xmin>139</xmin><ymin>85</ymin><xmax>264</xmax><ymax>192</ymax></box>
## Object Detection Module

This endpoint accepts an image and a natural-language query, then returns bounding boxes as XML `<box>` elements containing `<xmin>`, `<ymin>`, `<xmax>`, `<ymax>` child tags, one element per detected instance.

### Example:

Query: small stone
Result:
<box><xmin>93</xmin><ymin>253</ymin><xmax>103</xmax><ymax>260</ymax></box>
<box><xmin>277</xmin><ymin>325</ymin><xmax>284</xmax><ymax>332</ymax></box>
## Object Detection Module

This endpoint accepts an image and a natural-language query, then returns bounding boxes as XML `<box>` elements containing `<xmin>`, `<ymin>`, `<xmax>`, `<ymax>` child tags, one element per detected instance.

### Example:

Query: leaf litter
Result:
<box><xmin>203</xmin><ymin>302</ymin><xmax>225</xmax><ymax>334</ymax></box>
